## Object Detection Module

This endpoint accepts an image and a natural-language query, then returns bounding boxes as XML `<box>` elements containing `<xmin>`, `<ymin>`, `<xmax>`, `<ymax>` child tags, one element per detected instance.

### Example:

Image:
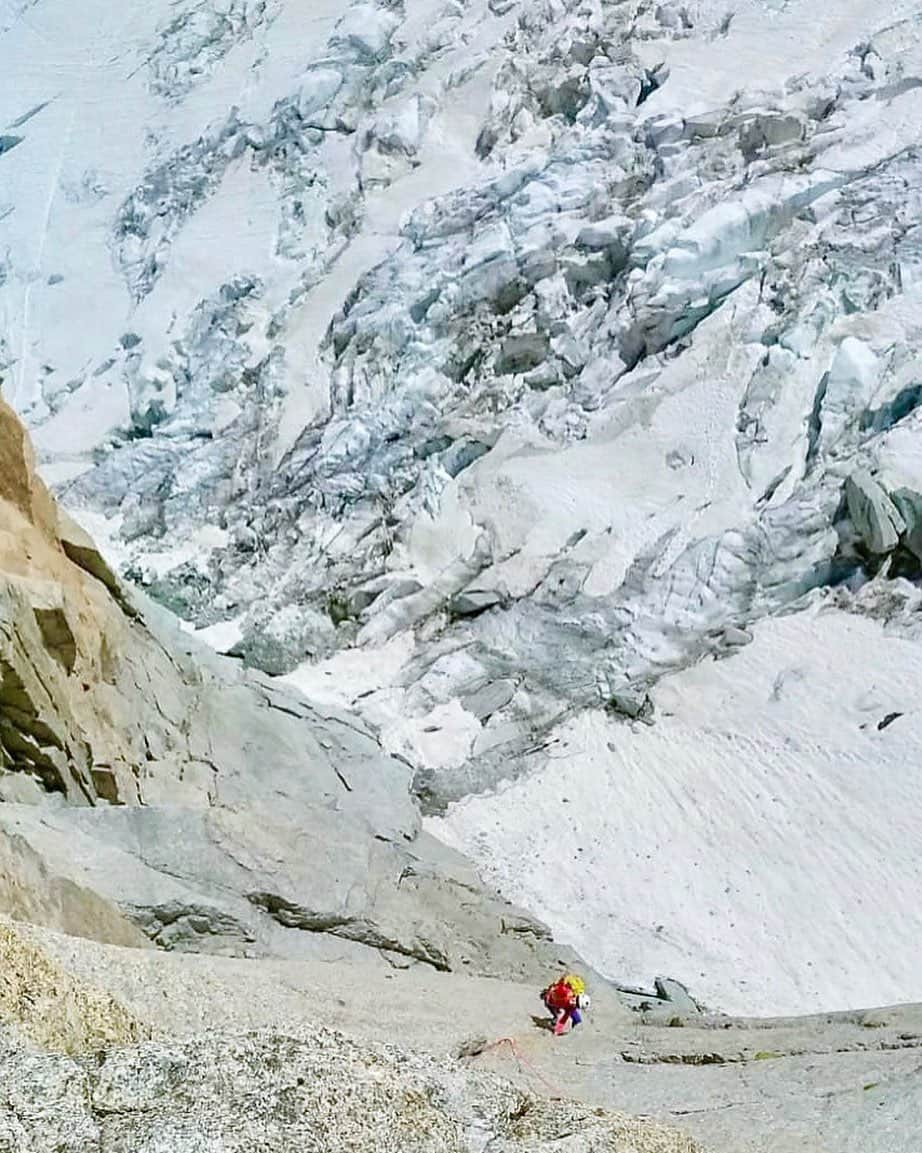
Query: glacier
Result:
<box><xmin>3</xmin><ymin>0</ymin><xmax>922</xmax><ymax>1014</ymax></box>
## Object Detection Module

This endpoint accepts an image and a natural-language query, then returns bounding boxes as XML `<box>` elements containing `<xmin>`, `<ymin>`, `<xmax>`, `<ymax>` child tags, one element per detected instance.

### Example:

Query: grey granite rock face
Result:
<box><xmin>0</xmin><ymin>798</ymin><xmax>585</xmax><ymax>979</ymax></box>
<box><xmin>0</xmin><ymin>1027</ymin><xmax>700</xmax><ymax>1153</ymax></box>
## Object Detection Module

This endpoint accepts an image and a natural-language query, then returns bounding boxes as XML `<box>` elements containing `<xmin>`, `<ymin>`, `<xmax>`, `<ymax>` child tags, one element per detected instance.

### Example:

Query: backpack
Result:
<box><xmin>543</xmin><ymin>977</ymin><xmax>578</xmax><ymax>1011</ymax></box>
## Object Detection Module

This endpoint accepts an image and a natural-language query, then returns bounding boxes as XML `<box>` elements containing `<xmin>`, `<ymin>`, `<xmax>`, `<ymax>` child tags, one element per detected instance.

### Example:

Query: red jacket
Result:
<box><xmin>543</xmin><ymin>980</ymin><xmax>578</xmax><ymax>1012</ymax></box>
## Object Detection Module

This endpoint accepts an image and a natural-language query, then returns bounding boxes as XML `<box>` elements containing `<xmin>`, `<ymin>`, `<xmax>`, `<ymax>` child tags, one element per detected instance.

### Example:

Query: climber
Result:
<box><xmin>541</xmin><ymin>973</ymin><xmax>590</xmax><ymax>1036</ymax></box>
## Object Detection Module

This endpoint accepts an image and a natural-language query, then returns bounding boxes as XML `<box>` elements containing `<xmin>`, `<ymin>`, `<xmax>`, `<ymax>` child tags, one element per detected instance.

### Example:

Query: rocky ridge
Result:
<box><xmin>0</xmin><ymin>924</ymin><xmax>698</xmax><ymax>1153</ymax></box>
<box><xmin>2</xmin><ymin>1027</ymin><xmax>698</xmax><ymax>1153</ymax></box>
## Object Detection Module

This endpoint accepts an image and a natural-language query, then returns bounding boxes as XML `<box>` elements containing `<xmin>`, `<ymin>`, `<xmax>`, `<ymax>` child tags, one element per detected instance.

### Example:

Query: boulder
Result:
<box><xmin>655</xmin><ymin>977</ymin><xmax>703</xmax><ymax>1015</ymax></box>
<box><xmin>845</xmin><ymin>470</ymin><xmax>905</xmax><ymax>554</ymax></box>
<box><xmin>890</xmin><ymin>487</ymin><xmax>922</xmax><ymax>562</ymax></box>
<box><xmin>450</xmin><ymin>588</ymin><xmax>506</xmax><ymax>618</ymax></box>
<box><xmin>609</xmin><ymin>684</ymin><xmax>655</xmax><ymax>722</ymax></box>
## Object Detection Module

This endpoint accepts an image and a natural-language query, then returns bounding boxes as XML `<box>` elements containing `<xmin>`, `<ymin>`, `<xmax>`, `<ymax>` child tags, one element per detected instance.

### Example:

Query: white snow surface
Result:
<box><xmin>5</xmin><ymin>0</ymin><xmax>922</xmax><ymax>1014</ymax></box>
<box><xmin>432</xmin><ymin>593</ymin><xmax>922</xmax><ymax>1016</ymax></box>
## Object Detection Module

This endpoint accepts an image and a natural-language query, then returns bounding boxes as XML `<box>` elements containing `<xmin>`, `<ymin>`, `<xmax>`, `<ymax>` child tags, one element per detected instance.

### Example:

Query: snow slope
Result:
<box><xmin>433</xmin><ymin>588</ymin><xmax>922</xmax><ymax>1016</ymax></box>
<box><xmin>5</xmin><ymin>0</ymin><xmax>922</xmax><ymax>1014</ymax></box>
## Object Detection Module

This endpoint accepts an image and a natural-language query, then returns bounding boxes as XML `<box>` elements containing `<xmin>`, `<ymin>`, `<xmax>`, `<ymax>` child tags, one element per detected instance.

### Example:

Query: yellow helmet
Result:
<box><xmin>561</xmin><ymin>973</ymin><xmax>586</xmax><ymax>996</ymax></box>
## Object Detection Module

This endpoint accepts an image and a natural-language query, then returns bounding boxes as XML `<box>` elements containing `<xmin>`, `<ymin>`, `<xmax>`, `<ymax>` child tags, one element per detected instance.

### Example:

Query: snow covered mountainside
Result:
<box><xmin>4</xmin><ymin>0</ymin><xmax>922</xmax><ymax>1014</ymax></box>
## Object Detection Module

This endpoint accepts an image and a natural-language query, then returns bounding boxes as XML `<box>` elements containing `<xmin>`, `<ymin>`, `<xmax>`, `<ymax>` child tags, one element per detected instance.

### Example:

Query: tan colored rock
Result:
<box><xmin>0</xmin><ymin>918</ymin><xmax>146</xmax><ymax>1053</ymax></box>
<box><xmin>0</xmin><ymin>395</ymin><xmax>155</xmax><ymax>800</ymax></box>
<box><xmin>0</xmin><ymin>399</ymin><xmax>58</xmax><ymax>537</ymax></box>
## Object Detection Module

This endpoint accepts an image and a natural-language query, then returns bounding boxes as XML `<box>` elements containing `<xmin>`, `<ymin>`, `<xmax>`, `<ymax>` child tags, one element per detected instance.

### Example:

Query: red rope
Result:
<box><xmin>474</xmin><ymin>1036</ymin><xmax>564</xmax><ymax>1098</ymax></box>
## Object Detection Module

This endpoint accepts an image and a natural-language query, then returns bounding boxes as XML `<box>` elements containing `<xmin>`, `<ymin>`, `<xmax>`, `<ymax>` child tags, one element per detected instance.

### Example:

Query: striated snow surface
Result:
<box><xmin>4</xmin><ymin>0</ymin><xmax>922</xmax><ymax>1013</ymax></box>
<box><xmin>434</xmin><ymin>587</ymin><xmax>922</xmax><ymax>1015</ymax></box>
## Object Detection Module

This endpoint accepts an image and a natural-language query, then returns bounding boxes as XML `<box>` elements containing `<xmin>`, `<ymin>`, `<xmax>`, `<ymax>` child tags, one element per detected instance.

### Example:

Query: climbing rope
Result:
<box><xmin>474</xmin><ymin>1036</ymin><xmax>564</xmax><ymax>1098</ymax></box>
